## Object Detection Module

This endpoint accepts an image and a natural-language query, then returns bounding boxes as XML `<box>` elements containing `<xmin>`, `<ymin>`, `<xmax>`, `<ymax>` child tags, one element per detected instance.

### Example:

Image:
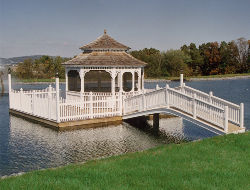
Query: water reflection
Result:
<box><xmin>4</xmin><ymin>115</ymin><xmax>172</xmax><ymax>176</ymax></box>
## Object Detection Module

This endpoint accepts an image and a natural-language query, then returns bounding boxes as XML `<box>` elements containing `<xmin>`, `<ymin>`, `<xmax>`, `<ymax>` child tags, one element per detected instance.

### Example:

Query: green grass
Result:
<box><xmin>1</xmin><ymin>132</ymin><xmax>249</xmax><ymax>190</ymax></box>
<box><xmin>146</xmin><ymin>73</ymin><xmax>250</xmax><ymax>81</ymax></box>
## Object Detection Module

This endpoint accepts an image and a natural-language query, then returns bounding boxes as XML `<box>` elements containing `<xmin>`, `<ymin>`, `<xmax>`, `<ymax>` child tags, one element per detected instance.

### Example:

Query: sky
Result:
<box><xmin>0</xmin><ymin>0</ymin><xmax>250</xmax><ymax>58</ymax></box>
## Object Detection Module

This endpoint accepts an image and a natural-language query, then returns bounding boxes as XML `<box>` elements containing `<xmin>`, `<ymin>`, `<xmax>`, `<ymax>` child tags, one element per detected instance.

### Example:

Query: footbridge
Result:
<box><xmin>123</xmin><ymin>76</ymin><xmax>245</xmax><ymax>134</ymax></box>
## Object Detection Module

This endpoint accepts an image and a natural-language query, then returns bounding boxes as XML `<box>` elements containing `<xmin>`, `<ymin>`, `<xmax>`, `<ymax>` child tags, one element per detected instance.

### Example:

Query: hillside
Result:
<box><xmin>0</xmin><ymin>55</ymin><xmax>46</xmax><ymax>66</ymax></box>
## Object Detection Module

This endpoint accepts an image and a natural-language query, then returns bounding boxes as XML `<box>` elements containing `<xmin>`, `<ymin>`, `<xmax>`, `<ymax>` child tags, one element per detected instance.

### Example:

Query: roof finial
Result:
<box><xmin>104</xmin><ymin>29</ymin><xmax>107</xmax><ymax>34</ymax></box>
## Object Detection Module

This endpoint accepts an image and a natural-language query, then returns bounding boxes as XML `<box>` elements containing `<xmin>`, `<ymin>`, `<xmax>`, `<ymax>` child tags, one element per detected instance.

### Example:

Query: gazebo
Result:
<box><xmin>62</xmin><ymin>30</ymin><xmax>147</xmax><ymax>100</ymax></box>
<box><xmin>8</xmin><ymin>30</ymin><xmax>245</xmax><ymax>133</ymax></box>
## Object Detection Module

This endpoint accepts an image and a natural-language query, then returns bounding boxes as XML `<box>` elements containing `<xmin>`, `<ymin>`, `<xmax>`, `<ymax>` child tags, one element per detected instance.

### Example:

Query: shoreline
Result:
<box><xmin>146</xmin><ymin>74</ymin><xmax>250</xmax><ymax>83</ymax></box>
<box><xmin>13</xmin><ymin>74</ymin><xmax>250</xmax><ymax>84</ymax></box>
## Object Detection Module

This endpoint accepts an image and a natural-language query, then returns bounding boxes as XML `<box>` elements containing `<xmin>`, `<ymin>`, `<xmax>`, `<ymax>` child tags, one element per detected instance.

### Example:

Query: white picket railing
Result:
<box><xmin>60</xmin><ymin>93</ymin><xmax>122</xmax><ymax>122</ymax></box>
<box><xmin>66</xmin><ymin>90</ymin><xmax>141</xmax><ymax>102</ymax></box>
<box><xmin>123</xmin><ymin>84</ymin><xmax>243</xmax><ymax>132</ymax></box>
<box><xmin>10</xmin><ymin>86</ymin><xmax>122</xmax><ymax>123</ymax></box>
<box><xmin>178</xmin><ymin>84</ymin><xmax>243</xmax><ymax>127</ymax></box>
<box><xmin>10</xmin><ymin>85</ymin><xmax>57</xmax><ymax>121</ymax></box>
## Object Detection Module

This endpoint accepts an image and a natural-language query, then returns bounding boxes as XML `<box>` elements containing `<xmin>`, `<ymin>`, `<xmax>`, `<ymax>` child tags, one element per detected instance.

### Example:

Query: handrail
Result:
<box><xmin>125</xmin><ymin>87</ymin><xmax>224</xmax><ymax>111</ymax></box>
<box><xmin>182</xmin><ymin>85</ymin><xmax>240</xmax><ymax>109</ymax></box>
<box><xmin>123</xmin><ymin>84</ymin><xmax>244</xmax><ymax>131</ymax></box>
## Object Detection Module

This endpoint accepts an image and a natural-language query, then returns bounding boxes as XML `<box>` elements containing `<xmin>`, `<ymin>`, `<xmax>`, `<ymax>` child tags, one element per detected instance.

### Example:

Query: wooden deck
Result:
<box><xmin>9</xmin><ymin>109</ymin><xmax>122</xmax><ymax>131</ymax></box>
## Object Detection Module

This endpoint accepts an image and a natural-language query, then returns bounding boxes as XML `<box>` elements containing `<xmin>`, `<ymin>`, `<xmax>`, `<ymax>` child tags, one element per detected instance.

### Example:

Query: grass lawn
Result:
<box><xmin>0</xmin><ymin>132</ymin><xmax>249</xmax><ymax>190</ymax></box>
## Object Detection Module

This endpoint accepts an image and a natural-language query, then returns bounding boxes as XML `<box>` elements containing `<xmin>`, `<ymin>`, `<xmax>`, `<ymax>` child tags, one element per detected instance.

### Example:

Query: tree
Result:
<box><xmin>162</xmin><ymin>50</ymin><xmax>192</xmax><ymax>77</ymax></box>
<box><xmin>248</xmin><ymin>40</ymin><xmax>250</xmax><ymax>72</ymax></box>
<box><xmin>220</xmin><ymin>41</ymin><xmax>239</xmax><ymax>74</ymax></box>
<box><xmin>16</xmin><ymin>58</ymin><xmax>33</xmax><ymax>79</ymax></box>
<box><xmin>15</xmin><ymin>56</ymin><xmax>68</xmax><ymax>79</ymax></box>
<box><xmin>234</xmin><ymin>37</ymin><xmax>249</xmax><ymax>72</ymax></box>
<box><xmin>199</xmin><ymin>42</ymin><xmax>221</xmax><ymax>75</ymax></box>
<box><xmin>130</xmin><ymin>48</ymin><xmax>163</xmax><ymax>77</ymax></box>
<box><xmin>181</xmin><ymin>43</ymin><xmax>203</xmax><ymax>75</ymax></box>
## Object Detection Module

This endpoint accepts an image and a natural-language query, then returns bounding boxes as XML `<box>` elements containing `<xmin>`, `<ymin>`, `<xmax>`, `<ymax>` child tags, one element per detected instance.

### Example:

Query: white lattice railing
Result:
<box><xmin>124</xmin><ymin>84</ymin><xmax>244</xmax><ymax>132</ymax></box>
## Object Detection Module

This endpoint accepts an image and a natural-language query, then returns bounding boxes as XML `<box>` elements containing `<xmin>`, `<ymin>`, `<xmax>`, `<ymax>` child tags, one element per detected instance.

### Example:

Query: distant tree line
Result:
<box><xmin>130</xmin><ymin>37</ymin><xmax>250</xmax><ymax>77</ymax></box>
<box><xmin>14</xmin><ymin>38</ymin><xmax>250</xmax><ymax>79</ymax></box>
<box><xmin>14</xmin><ymin>56</ymin><xmax>69</xmax><ymax>79</ymax></box>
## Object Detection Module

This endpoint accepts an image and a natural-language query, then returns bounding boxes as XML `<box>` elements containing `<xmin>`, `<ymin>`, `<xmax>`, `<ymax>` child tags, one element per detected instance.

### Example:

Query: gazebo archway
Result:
<box><xmin>68</xmin><ymin>70</ymin><xmax>81</xmax><ymax>92</ymax></box>
<box><xmin>123</xmin><ymin>72</ymin><xmax>132</xmax><ymax>92</ymax></box>
<box><xmin>84</xmin><ymin>70</ymin><xmax>112</xmax><ymax>92</ymax></box>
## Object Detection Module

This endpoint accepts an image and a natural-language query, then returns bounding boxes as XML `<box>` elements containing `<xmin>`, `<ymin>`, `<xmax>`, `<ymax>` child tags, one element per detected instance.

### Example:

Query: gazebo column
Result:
<box><xmin>119</xmin><ymin>71</ymin><xmax>123</xmax><ymax>92</ymax></box>
<box><xmin>65</xmin><ymin>69</ymin><xmax>68</xmax><ymax>99</ymax></box>
<box><xmin>138</xmin><ymin>70</ymin><xmax>141</xmax><ymax>91</ymax></box>
<box><xmin>65</xmin><ymin>69</ymin><xmax>68</xmax><ymax>92</ymax></box>
<box><xmin>142</xmin><ymin>68</ymin><xmax>145</xmax><ymax>91</ymax></box>
<box><xmin>111</xmin><ymin>70</ymin><xmax>117</xmax><ymax>95</ymax></box>
<box><xmin>131</xmin><ymin>71</ymin><xmax>135</xmax><ymax>92</ymax></box>
<box><xmin>112</xmin><ymin>77</ymin><xmax>115</xmax><ymax>94</ymax></box>
<box><xmin>80</xmin><ymin>69</ymin><xmax>86</xmax><ymax>94</ymax></box>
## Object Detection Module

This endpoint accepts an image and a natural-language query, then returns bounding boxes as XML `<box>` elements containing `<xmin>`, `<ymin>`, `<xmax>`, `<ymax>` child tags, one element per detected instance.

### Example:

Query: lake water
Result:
<box><xmin>0</xmin><ymin>79</ymin><xmax>249</xmax><ymax>177</ymax></box>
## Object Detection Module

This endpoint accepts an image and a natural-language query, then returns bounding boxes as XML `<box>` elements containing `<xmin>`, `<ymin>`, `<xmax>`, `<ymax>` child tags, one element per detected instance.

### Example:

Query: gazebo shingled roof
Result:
<box><xmin>62</xmin><ymin>52</ymin><xmax>147</xmax><ymax>67</ymax></box>
<box><xmin>63</xmin><ymin>30</ymin><xmax>147</xmax><ymax>67</ymax></box>
<box><xmin>80</xmin><ymin>30</ymin><xmax>130</xmax><ymax>51</ymax></box>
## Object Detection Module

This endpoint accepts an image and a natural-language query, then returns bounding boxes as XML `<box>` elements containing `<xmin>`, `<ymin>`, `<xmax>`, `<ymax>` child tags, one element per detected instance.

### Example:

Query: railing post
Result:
<box><xmin>165</xmin><ymin>84</ymin><xmax>170</xmax><ymax>108</ymax></box>
<box><xmin>224</xmin><ymin>106</ymin><xmax>229</xmax><ymax>133</ymax></box>
<box><xmin>193</xmin><ymin>93</ymin><xmax>197</xmax><ymax>119</ymax></box>
<box><xmin>89</xmin><ymin>91</ymin><xmax>93</xmax><ymax>118</ymax></box>
<box><xmin>8</xmin><ymin>69</ymin><xmax>12</xmax><ymax>108</ymax></box>
<box><xmin>180</xmin><ymin>74</ymin><xmax>183</xmax><ymax>87</ymax></box>
<box><xmin>208</xmin><ymin>91</ymin><xmax>213</xmax><ymax>115</ymax></box>
<box><xmin>20</xmin><ymin>88</ymin><xmax>23</xmax><ymax>110</ymax></box>
<box><xmin>48</xmin><ymin>85</ymin><xmax>52</xmax><ymax>120</ymax></box>
<box><xmin>142</xmin><ymin>90</ymin><xmax>146</xmax><ymax>111</ymax></box>
<box><xmin>209</xmin><ymin>91</ymin><xmax>213</xmax><ymax>103</ymax></box>
<box><xmin>119</xmin><ymin>92</ymin><xmax>123</xmax><ymax>116</ymax></box>
<box><xmin>181</xmin><ymin>83</ymin><xmax>185</xmax><ymax>93</ymax></box>
<box><xmin>32</xmin><ymin>91</ymin><xmax>35</xmax><ymax>114</ymax></box>
<box><xmin>56</xmin><ymin>74</ymin><xmax>60</xmax><ymax>123</ymax></box>
<box><xmin>240</xmin><ymin>103</ymin><xmax>244</xmax><ymax>128</ymax></box>
<box><xmin>156</xmin><ymin>84</ymin><xmax>160</xmax><ymax>90</ymax></box>
<box><xmin>123</xmin><ymin>94</ymin><xmax>126</xmax><ymax>114</ymax></box>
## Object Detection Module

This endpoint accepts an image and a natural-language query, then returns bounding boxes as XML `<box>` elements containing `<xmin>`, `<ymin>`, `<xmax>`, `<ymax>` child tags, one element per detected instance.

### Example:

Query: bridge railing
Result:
<box><xmin>124</xmin><ymin>84</ymin><xmax>239</xmax><ymax>132</ymax></box>
<box><xmin>168</xmin><ymin>87</ymin><xmax>225</xmax><ymax>128</ymax></box>
<box><xmin>179</xmin><ymin>84</ymin><xmax>243</xmax><ymax>127</ymax></box>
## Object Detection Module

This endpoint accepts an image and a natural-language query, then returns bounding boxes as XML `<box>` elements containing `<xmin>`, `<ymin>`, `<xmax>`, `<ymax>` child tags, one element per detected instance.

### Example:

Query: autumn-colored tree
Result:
<box><xmin>199</xmin><ymin>42</ymin><xmax>221</xmax><ymax>75</ymax></box>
